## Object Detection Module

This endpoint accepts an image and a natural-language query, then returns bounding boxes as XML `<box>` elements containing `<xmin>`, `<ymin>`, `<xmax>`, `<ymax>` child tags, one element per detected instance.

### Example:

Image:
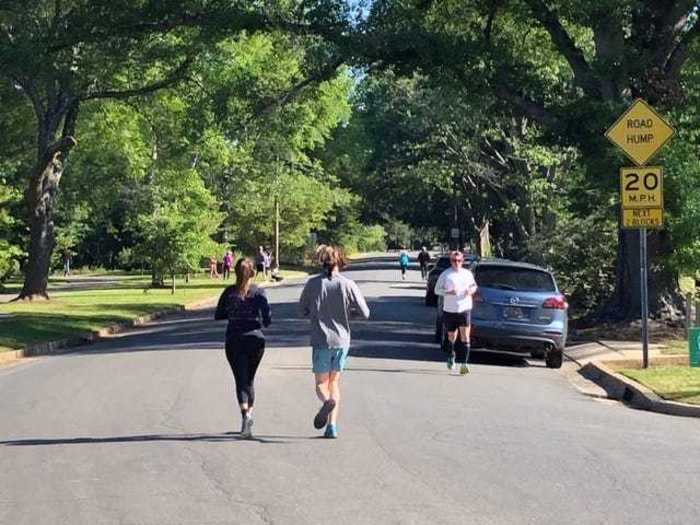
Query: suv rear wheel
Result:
<box><xmin>545</xmin><ymin>348</ymin><xmax>563</xmax><ymax>369</ymax></box>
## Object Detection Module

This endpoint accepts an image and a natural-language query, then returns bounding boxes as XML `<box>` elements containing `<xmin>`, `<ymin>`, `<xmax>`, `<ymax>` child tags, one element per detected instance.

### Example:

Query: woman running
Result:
<box><xmin>299</xmin><ymin>245</ymin><xmax>370</xmax><ymax>438</ymax></box>
<box><xmin>215</xmin><ymin>258</ymin><xmax>272</xmax><ymax>438</ymax></box>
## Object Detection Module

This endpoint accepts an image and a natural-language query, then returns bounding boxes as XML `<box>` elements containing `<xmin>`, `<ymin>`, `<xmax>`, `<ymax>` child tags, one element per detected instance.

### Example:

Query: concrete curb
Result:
<box><xmin>19</xmin><ymin>295</ymin><xmax>219</xmax><ymax>359</ymax></box>
<box><xmin>580</xmin><ymin>361</ymin><xmax>700</xmax><ymax>418</ymax></box>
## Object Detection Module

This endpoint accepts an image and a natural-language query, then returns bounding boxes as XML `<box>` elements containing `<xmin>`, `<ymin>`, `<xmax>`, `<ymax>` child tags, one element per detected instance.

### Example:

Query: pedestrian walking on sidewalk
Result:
<box><xmin>417</xmin><ymin>246</ymin><xmax>431</xmax><ymax>280</ymax></box>
<box><xmin>255</xmin><ymin>246</ymin><xmax>266</xmax><ymax>281</ymax></box>
<box><xmin>434</xmin><ymin>250</ymin><xmax>478</xmax><ymax>375</ymax></box>
<box><xmin>62</xmin><ymin>248</ymin><xmax>73</xmax><ymax>277</ymax></box>
<box><xmin>299</xmin><ymin>245</ymin><xmax>370</xmax><ymax>438</ymax></box>
<box><xmin>398</xmin><ymin>247</ymin><xmax>410</xmax><ymax>280</ymax></box>
<box><xmin>215</xmin><ymin>258</ymin><xmax>272</xmax><ymax>438</ymax></box>
<box><xmin>209</xmin><ymin>255</ymin><xmax>219</xmax><ymax>279</ymax></box>
<box><xmin>222</xmin><ymin>249</ymin><xmax>234</xmax><ymax>280</ymax></box>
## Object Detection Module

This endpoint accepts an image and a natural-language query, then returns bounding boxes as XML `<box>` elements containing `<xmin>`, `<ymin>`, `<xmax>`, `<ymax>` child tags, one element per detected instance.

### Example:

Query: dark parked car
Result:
<box><xmin>425</xmin><ymin>254</ymin><xmax>478</xmax><ymax>306</ymax></box>
<box><xmin>435</xmin><ymin>259</ymin><xmax>568</xmax><ymax>368</ymax></box>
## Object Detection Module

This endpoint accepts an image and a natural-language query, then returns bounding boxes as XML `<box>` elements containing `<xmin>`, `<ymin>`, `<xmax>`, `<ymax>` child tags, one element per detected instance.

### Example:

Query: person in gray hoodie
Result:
<box><xmin>299</xmin><ymin>245</ymin><xmax>370</xmax><ymax>438</ymax></box>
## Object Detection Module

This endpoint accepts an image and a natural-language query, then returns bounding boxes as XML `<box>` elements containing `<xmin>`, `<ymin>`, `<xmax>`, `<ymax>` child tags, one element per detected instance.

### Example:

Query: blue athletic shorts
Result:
<box><xmin>312</xmin><ymin>347</ymin><xmax>350</xmax><ymax>373</ymax></box>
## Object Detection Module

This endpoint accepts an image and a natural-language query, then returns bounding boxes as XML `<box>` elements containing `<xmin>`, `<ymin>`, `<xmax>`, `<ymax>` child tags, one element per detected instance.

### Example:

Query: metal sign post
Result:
<box><xmin>640</xmin><ymin>228</ymin><xmax>649</xmax><ymax>368</ymax></box>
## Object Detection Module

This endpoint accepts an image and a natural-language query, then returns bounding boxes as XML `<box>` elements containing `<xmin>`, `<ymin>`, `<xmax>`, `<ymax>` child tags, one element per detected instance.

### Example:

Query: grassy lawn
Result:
<box><xmin>619</xmin><ymin>367</ymin><xmax>700</xmax><ymax>405</ymax></box>
<box><xmin>660</xmin><ymin>338</ymin><xmax>689</xmax><ymax>355</ymax></box>
<box><xmin>0</xmin><ymin>268</ymin><xmax>309</xmax><ymax>353</ymax></box>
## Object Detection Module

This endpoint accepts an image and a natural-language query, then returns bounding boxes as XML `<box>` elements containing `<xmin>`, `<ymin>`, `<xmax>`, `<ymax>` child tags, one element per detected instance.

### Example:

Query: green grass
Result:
<box><xmin>619</xmin><ymin>367</ymin><xmax>700</xmax><ymax>405</ymax></box>
<box><xmin>660</xmin><ymin>339</ymin><xmax>689</xmax><ymax>355</ymax></box>
<box><xmin>0</xmin><ymin>268</ymin><xmax>309</xmax><ymax>352</ymax></box>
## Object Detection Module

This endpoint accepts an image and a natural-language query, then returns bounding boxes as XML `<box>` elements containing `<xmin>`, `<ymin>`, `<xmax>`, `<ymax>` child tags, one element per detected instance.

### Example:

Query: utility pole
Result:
<box><xmin>275</xmin><ymin>195</ymin><xmax>280</xmax><ymax>269</ymax></box>
<box><xmin>274</xmin><ymin>154</ymin><xmax>280</xmax><ymax>269</ymax></box>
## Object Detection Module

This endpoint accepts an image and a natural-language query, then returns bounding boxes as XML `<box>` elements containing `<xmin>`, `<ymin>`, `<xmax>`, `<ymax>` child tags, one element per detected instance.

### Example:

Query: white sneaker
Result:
<box><xmin>240</xmin><ymin>415</ymin><xmax>254</xmax><ymax>438</ymax></box>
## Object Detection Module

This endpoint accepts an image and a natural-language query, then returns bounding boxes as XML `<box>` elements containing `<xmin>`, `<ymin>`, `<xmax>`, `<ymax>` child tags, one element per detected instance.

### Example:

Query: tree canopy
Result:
<box><xmin>1</xmin><ymin>0</ymin><xmax>698</xmax><ymax>320</ymax></box>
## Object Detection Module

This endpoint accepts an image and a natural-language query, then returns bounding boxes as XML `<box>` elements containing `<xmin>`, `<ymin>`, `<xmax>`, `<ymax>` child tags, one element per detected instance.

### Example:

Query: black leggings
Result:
<box><xmin>225</xmin><ymin>335</ymin><xmax>265</xmax><ymax>407</ymax></box>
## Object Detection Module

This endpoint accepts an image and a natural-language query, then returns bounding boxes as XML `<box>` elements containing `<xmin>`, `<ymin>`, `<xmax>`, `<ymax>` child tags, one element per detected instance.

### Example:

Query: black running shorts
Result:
<box><xmin>442</xmin><ymin>310</ymin><xmax>471</xmax><ymax>332</ymax></box>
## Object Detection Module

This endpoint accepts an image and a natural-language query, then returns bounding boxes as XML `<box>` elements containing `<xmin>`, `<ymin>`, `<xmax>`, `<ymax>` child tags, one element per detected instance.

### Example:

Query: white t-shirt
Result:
<box><xmin>435</xmin><ymin>267</ymin><xmax>478</xmax><ymax>313</ymax></box>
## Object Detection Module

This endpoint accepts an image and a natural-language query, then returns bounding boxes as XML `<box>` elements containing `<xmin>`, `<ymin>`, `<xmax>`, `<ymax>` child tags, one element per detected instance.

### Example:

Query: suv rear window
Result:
<box><xmin>475</xmin><ymin>266</ymin><xmax>556</xmax><ymax>292</ymax></box>
<box><xmin>436</xmin><ymin>255</ymin><xmax>477</xmax><ymax>269</ymax></box>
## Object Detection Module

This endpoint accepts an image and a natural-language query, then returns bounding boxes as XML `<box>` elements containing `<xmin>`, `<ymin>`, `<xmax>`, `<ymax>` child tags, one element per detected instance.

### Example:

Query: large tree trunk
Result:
<box><xmin>17</xmin><ymin>154</ymin><xmax>66</xmax><ymax>299</ymax></box>
<box><xmin>16</xmin><ymin>95</ymin><xmax>79</xmax><ymax>300</ymax></box>
<box><xmin>602</xmin><ymin>228</ymin><xmax>682</xmax><ymax>320</ymax></box>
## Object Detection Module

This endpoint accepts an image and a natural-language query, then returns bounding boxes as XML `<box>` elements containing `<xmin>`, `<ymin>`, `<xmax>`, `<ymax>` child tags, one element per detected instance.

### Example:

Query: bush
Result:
<box><xmin>358</xmin><ymin>224</ymin><xmax>387</xmax><ymax>252</ymax></box>
<box><xmin>337</xmin><ymin>223</ymin><xmax>387</xmax><ymax>255</ymax></box>
<box><xmin>526</xmin><ymin>213</ymin><xmax>617</xmax><ymax>318</ymax></box>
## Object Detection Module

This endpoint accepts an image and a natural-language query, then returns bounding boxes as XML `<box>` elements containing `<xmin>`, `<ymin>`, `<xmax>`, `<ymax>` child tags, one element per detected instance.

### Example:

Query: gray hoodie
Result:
<box><xmin>299</xmin><ymin>273</ymin><xmax>370</xmax><ymax>349</ymax></box>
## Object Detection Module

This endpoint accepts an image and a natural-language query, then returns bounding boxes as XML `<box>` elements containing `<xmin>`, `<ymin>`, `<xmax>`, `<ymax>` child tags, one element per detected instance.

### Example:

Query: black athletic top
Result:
<box><xmin>214</xmin><ymin>285</ymin><xmax>271</xmax><ymax>340</ymax></box>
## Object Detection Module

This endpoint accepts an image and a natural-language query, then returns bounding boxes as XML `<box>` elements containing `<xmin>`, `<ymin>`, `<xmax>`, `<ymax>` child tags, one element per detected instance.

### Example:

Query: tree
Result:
<box><xmin>330</xmin><ymin>0</ymin><xmax>700</xmax><ymax>319</ymax></box>
<box><xmin>0</xmin><ymin>178</ymin><xmax>22</xmax><ymax>283</ymax></box>
<box><xmin>132</xmin><ymin>169</ymin><xmax>220</xmax><ymax>292</ymax></box>
<box><xmin>0</xmin><ymin>1</ymin><xmax>271</xmax><ymax>299</ymax></box>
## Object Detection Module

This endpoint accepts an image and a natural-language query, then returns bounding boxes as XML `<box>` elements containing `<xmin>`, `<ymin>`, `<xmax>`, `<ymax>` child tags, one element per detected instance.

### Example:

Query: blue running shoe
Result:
<box><xmin>324</xmin><ymin>423</ymin><xmax>338</xmax><ymax>439</ymax></box>
<box><xmin>314</xmin><ymin>399</ymin><xmax>336</xmax><ymax>429</ymax></box>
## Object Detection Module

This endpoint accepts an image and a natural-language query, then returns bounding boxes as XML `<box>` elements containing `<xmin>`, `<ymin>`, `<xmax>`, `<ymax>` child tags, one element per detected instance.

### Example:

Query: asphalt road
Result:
<box><xmin>1</xmin><ymin>267</ymin><xmax>699</xmax><ymax>525</ymax></box>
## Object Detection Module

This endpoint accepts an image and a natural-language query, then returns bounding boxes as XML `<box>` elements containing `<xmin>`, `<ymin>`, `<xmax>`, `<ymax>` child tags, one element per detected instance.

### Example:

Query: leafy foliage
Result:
<box><xmin>0</xmin><ymin>178</ymin><xmax>22</xmax><ymax>282</ymax></box>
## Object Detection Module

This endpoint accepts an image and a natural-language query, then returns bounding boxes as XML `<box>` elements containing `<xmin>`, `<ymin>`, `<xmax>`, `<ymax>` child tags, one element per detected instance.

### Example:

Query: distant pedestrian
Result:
<box><xmin>214</xmin><ymin>258</ymin><xmax>272</xmax><ymax>439</ymax></box>
<box><xmin>222</xmin><ymin>250</ymin><xmax>234</xmax><ymax>280</ymax></box>
<box><xmin>263</xmin><ymin>249</ymin><xmax>272</xmax><ymax>281</ymax></box>
<box><xmin>299</xmin><ymin>245</ymin><xmax>370</xmax><ymax>438</ymax></box>
<box><xmin>209</xmin><ymin>255</ymin><xmax>219</xmax><ymax>279</ymax></box>
<box><xmin>398</xmin><ymin>246</ymin><xmax>410</xmax><ymax>280</ymax></box>
<box><xmin>417</xmin><ymin>246</ymin><xmax>431</xmax><ymax>280</ymax></box>
<box><xmin>255</xmin><ymin>246</ymin><xmax>265</xmax><ymax>280</ymax></box>
<box><xmin>435</xmin><ymin>251</ymin><xmax>478</xmax><ymax>375</ymax></box>
<box><xmin>62</xmin><ymin>249</ymin><xmax>72</xmax><ymax>277</ymax></box>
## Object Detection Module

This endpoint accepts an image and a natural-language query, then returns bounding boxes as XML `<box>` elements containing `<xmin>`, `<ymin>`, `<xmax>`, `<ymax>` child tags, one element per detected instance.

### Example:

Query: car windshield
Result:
<box><xmin>475</xmin><ymin>266</ymin><xmax>556</xmax><ymax>292</ymax></box>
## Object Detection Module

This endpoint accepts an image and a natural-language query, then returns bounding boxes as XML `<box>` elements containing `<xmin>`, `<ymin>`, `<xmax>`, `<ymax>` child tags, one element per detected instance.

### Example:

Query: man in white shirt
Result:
<box><xmin>434</xmin><ymin>251</ymin><xmax>478</xmax><ymax>374</ymax></box>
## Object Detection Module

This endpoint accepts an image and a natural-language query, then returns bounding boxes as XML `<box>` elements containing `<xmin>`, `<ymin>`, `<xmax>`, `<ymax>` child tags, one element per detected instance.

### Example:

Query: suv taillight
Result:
<box><xmin>543</xmin><ymin>295</ymin><xmax>568</xmax><ymax>309</ymax></box>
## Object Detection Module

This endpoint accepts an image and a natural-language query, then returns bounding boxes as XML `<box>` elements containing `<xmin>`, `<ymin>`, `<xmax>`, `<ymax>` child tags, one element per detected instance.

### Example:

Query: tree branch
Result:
<box><xmin>664</xmin><ymin>15</ymin><xmax>700</xmax><ymax>78</ymax></box>
<box><xmin>82</xmin><ymin>58</ymin><xmax>192</xmax><ymax>101</ymax></box>
<box><xmin>523</xmin><ymin>0</ymin><xmax>601</xmax><ymax>97</ymax></box>
<box><xmin>48</xmin><ymin>7</ymin><xmax>279</xmax><ymax>53</ymax></box>
<box><xmin>493</xmin><ymin>82</ymin><xmax>561</xmax><ymax>130</ymax></box>
<box><xmin>255</xmin><ymin>58</ymin><xmax>344</xmax><ymax>119</ymax></box>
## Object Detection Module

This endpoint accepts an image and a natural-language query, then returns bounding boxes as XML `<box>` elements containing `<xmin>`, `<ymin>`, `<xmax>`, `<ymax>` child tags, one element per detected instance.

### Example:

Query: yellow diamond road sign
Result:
<box><xmin>605</xmin><ymin>99</ymin><xmax>675</xmax><ymax>166</ymax></box>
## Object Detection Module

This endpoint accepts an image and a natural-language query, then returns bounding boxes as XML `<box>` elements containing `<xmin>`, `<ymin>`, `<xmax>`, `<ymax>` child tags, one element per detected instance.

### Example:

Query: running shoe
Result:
<box><xmin>240</xmin><ymin>414</ymin><xmax>254</xmax><ymax>438</ymax></box>
<box><xmin>459</xmin><ymin>364</ymin><xmax>470</xmax><ymax>375</ymax></box>
<box><xmin>313</xmin><ymin>399</ymin><xmax>336</xmax><ymax>429</ymax></box>
<box><xmin>446</xmin><ymin>353</ymin><xmax>455</xmax><ymax>370</ymax></box>
<box><xmin>324</xmin><ymin>423</ymin><xmax>338</xmax><ymax>439</ymax></box>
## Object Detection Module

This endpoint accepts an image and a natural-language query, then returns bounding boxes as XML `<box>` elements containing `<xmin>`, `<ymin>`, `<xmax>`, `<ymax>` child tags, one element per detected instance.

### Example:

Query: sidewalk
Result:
<box><xmin>563</xmin><ymin>339</ymin><xmax>699</xmax><ymax>418</ymax></box>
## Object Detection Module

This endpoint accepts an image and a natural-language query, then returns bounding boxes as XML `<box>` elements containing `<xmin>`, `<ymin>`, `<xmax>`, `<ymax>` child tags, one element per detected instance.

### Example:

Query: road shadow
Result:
<box><xmin>56</xmin><ymin>293</ymin><xmax>530</xmax><ymax>369</ymax></box>
<box><xmin>0</xmin><ymin>432</ymin><xmax>321</xmax><ymax>447</ymax></box>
